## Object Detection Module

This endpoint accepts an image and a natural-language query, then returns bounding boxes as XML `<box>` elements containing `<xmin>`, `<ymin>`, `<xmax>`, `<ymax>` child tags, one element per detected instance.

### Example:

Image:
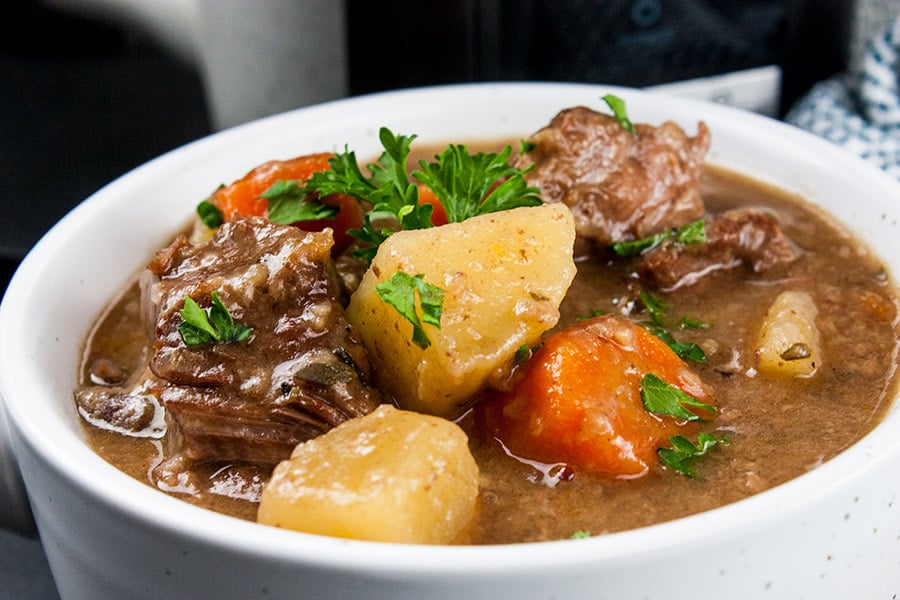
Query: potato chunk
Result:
<box><xmin>754</xmin><ymin>290</ymin><xmax>822</xmax><ymax>377</ymax></box>
<box><xmin>346</xmin><ymin>203</ymin><xmax>577</xmax><ymax>417</ymax></box>
<box><xmin>257</xmin><ymin>405</ymin><xmax>479</xmax><ymax>544</ymax></box>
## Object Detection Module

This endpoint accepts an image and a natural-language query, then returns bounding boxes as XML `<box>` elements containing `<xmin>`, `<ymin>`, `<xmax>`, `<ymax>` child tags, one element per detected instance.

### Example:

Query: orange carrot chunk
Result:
<box><xmin>212</xmin><ymin>153</ymin><xmax>363</xmax><ymax>254</ymax></box>
<box><xmin>478</xmin><ymin>314</ymin><xmax>715</xmax><ymax>477</ymax></box>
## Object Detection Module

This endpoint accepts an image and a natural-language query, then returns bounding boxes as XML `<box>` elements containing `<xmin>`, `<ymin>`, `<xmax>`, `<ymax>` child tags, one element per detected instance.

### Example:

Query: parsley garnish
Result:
<box><xmin>680</xmin><ymin>316</ymin><xmax>711</xmax><ymax>330</ymax></box>
<box><xmin>260</xmin><ymin>180</ymin><xmax>339</xmax><ymax>225</ymax></box>
<box><xmin>196</xmin><ymin>199</ymin><xmax>224</xmax><ymax>229</ymax></box>
<box><xmin>645</xmin><ymin>324</ymin><xmax>708</xmax><ymax>363</ymax></box>
<box><xmin>577</xmin><ymin>308</ymin><xmax>607</xmax><ymax>320</ymax></box>
<box><xmin>639</xmin><ymin>290</ymin><xmax>667</xmax><ymax>326</ymax></box>
<box><xmin>519</xmin><ymin>139</ymin><xmax>537</xmax><ymax>154</ymax></box>
<box><xmin>610</xmin><ymin>219</ymin><xmax>706</xmax><ymax>257</ymax></box>
<box><xmin>658</xmin><ymin>433</ymin><xmax>720</xmax><ymax>478</ymax></box>
<box><xmin>374</xmin><ymin>272</ymin><xmax>445</xmax><ymax>350</ymax></box>
<box><xmin>303</xmin><ymin>126</ymin><xmax>542</xmax><ymax>262</ymax></box>
<box><xmin>301</xmin><ymin>128</ymin><xmax>431</xmax><ymax>262</ymax></box>
<box><xmin>640</xmin><ymin>373</ymin><xmax>716</xmax><ymax>421</ymax></box>
<box><xmin>570</xmin><ymin>530</ymin><xmax>592</xmax><ymax>539</ymax></box>
<box><xmin>638</xmin><ymin>291</ymin><xmax>707</xmax><ymax>363</ymax></box>
<box><xmin>514</xmin><ymin>343</ymin><xmax>532</xmax><ymax>363</ymax></box>
<box><xmin>601</xmin><ymin>94</ymin><xmax>636</xmax><ymax>135</ymax></box>
<box><xmin>413</xmin><ymin>144</ymin><xmax>541</xmax><ymax>223</ymax></box>
<box><xmin>177</xmin><ymin>291</ymin><xmax>253</xmax><ymax>347</ymax></box>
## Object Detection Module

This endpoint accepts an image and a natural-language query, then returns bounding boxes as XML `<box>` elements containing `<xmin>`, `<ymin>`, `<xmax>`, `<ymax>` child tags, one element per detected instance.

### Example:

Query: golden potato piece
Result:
<box><xmin>257</xmin><ymin>405</ymin><xmax>479</xmax><ymax>544</ymax></box>
<box><xmin>755</xmin><ymin>290</ymin><xmax>822</xmax><ymax>377</ymax></box>
<box><xmin>346</xmin><ymin>203</ymin><xmax>577</xmax><ymax>417</ymax></box>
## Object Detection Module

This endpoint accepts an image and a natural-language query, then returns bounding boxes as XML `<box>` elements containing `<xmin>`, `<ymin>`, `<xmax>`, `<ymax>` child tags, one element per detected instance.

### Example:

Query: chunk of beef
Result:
<box><xmin>74</xmin><ymin>377</ymin><xmax>166</xmax><ymax>438</ymax></box>
<box><xmin>516</xmin><ymin>106</ymin><xmax>710</xmax><ymax>248</ymax></box>
<box><xmin>639</xmin><ymin>208</ymin><xmax>802</xmax><ymax>290</ymax></box>
<box><xmin>146</xmin><ymin>216</ymin><xmax>379</xmax><ymax>464</ymax></box>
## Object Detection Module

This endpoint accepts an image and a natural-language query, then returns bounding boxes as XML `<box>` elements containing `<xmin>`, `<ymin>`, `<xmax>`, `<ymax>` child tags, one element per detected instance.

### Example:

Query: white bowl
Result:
<box><xmin>2</xmin><ymin>83</ymin><xmax>900</xmax><ymax>599</ymax></box>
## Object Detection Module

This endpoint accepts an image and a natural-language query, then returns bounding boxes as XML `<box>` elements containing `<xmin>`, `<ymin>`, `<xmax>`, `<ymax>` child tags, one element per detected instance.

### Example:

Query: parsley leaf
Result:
<box><xmin>413</xmin><ymin>144</ymin><xmax>541</xmax><ymax>223</ymax></box>
<box><xmin>601</xmin><ymin>94</ymin><xmax>636</xmax><ymax>134</ymax></box>
<box><xmin>674</xmin><ymin>218</ymin><xmax>706</xmax><ymax>244</ymax></box>
<box><xmin>514</xmin><ymin>343</ymin><xmax>532</xmax><ymax>363</ymax></box>
<box><xmin>680</xmin><ymin>316</ymin><xmax>711</xmax><ymax>330</ymax></box>
<box><xmin>177</xmin><ymin>291</ymin><xmax>253</xmax><ymax>347</ymax></box>
<box><xmin>638</xmin><ymin>291</ymin><xmax>707</xmax><ymax>363</ymax></box>
<box><xmin>640</xmin><ymin>373</ymin><xmax>716</xmax><ymax>421</ymax></box>
<box><xmin>658</xmin><ymin>433</ymin><xmax>720</xmax><ymax>478</ymax></box>
<box><xmin>570</xmin><ymin>530</ymin><xmax>592</xmax><ymax>539</ymax></box>
<box><xmin>303</xmin><ymin>127</ymin><xmax>541</xmax><ymax>262</ymax></box>
<box><xmin>645</xmin><ymin>325</ymin><xmax>707</xmax><ymax>363</ymax></box>
<box><xmin>196</xmin><ymin>199</ymin><xmax>224</xmax><ymax>229</ymax></box>
<box><xmin>610</xmin><ymin>219</ymin><xmax>706</xmax><ymax>257</ymax></box>
<box><xmin>609</xmin><ymin>231</ymin><xmax>670</xmax><ymax>257</ymax></box>
<box><xmin>374</xmin><ymin>272</ymin><xmax>445</xmax><ymax>349</ymax></box>
<box><xmin>638</xmin><ymin>290</ymin><xmax>667</xmax><ymax>326</ymax></box>
<box><xmin>260</xmin><ymin>180</ymin><xmax>338</xmax><ymax>225</ymax></box>
<box><xmin>303</xmin><ymin>128</ymin><xmax>434</xmax><ymax>261</ymax></box>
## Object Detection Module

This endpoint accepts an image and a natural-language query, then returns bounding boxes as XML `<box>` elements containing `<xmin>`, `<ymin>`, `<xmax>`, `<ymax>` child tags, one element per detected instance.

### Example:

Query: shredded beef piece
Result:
<box><xmin>145</xmin><ymin>216</ymin><xmax>379</xmax><ymax>464</ymax></box>
<box><xmin>74</xmin><ymin>384</ymin><xmax>165</xmax><ymax>437</ymax></box>
<box><xmin>516</xmin><ymin>106</ymin><xmax>710</xmax><ymax>248</ymax></box>
<box><xmin>639</xmin><ymin>208</ymin><xmax>802</xmax><ymax>290</ymax></box>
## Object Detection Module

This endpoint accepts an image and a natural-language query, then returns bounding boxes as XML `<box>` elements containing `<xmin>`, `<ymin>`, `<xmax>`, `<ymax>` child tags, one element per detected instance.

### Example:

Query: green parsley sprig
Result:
<box><xmin>302</xmin><ymin>126</ymin><xmax>542</xmax><ymax>262</ymax></box>
<box><xmin>638</xmin><ymin>291</ymin><xmax>708</xmax><ymax>363</ymax></box>
<box><xmin>640</xmin><ymin>373</ymin><xmax>717</xmax><ymax>421</ymax></box>
<box><xmin>658</xmin><ymin>433</ymin><xmax>721</xmax><ymax>478</ymax></box>
<box><xmin>610</xmin><ymin>219</ymin><xmax>706</xmax><ymax>257</ymax></box>
<box><xmin>601</xmin><ymin>94</ymin><xmax>636</xmax><ymax>134</ymax></box>
<box><xmin>196</xmin><ymin>199</ymin><xmax>224</xmax><ymax>229</ymax></box>
<box><xmin>177</xmin><ymin>291</ymin><xmax>253</xmax><ymax>347</ymax></box>
<box><xmin>301</xmin><ymin>128</ymin><xmax>433</xmax><ymax>262</ymax></box>
<box><xmin>413</xmin><ymin>144</ymin><xmax>541</xmax><ymax>222</ymax></box>
<box><xmin>260</xmin><ymin>180</ymin><xmax>338</xmax><ymax>225</ymax></box>
<box><xmin>374</xmin><ymin>272</ymin><xmax>445</xmax><ymax>350</ymax></box>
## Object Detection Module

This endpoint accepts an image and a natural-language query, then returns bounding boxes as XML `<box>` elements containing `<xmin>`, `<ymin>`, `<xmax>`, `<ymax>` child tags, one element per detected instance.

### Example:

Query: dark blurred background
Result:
<box><xmin>0</xmin><ymin>0</ymin><xmax>865</xmax><ymax>299</ymax></box>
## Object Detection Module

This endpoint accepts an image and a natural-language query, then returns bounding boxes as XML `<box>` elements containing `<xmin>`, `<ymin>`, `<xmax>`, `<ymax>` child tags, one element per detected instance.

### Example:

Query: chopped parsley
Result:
<box><xmin>637</xmin><ymin>291</ymin><xmax>708</xmax><ymax>363</ymax></box>
<box><xmin>514</xmin><ymin>343</ymin><xmax>533</xmax><ymax>363</ymax></box>
<box><xmin>658</xmin><ymin>433</ymin><xmax>721</xmax><ymax>478</ymax></box>
<box><xmin>303</xmin><ymin>126</ymin><xmax>541</xmax><ymax>262</ymax></box>
<box><xmin>374</xmin><ymin>272</ymin><xmax>445</xmax><ymax>350</ymax></box>
<box><xmin>260</xmin><ymin>180</ymin><xmax>338</xmax><ymax>225</ymax></box>
<box><xmin>178</xmin><ymin>291</ymin><xmax>253</xmax><ymax>347</ymax></box>
<box><xmin>610</xmin><ymin>218</ymin><xmax>706</xmax><ymax>257</ymax></box>
<box><xmin>601</xmin><ymin>94</ymin><xmax>635</xmax><ymax>135</ymax></box>
<box><xmin>645</xmin><ymin>324</ymin><xmax>708</xmax><ymax>363</ymax></box>
<box><xmin>570</xmin><ymin>530</ymin><xmax>592</xmax><ymax>539</ymax></box>
<box><xmin>577</xmin><ymin>308</ymin><xmax>607</xmax><ymax>320</ymax></box>
<box><xmin>640</xmin><ymin>373</ymin><xmax>716</xmax><ymax>421</ymax></box>
<box><xmin>196</xmin><ymin>199</ymin><xmax>224</xmax><ymax>229</ymax></box>
<box><xmin>413</xmin><ymin>143</ymin><xmax>542</xmax><ymax>223</ymax></box>
<box><xmin>302</xmin><ymin>127</ymin><xmax>542</xmax><ymax>345</ymax></box>
<box><xmin>680</xmin><ymin>316</ymin><xmax>711</xmax><ymax>330</ymax></box>
<box><xmin>639</xmin><ymin>290</ymin><xmax>667</xmax><ymax>326</ymax></box>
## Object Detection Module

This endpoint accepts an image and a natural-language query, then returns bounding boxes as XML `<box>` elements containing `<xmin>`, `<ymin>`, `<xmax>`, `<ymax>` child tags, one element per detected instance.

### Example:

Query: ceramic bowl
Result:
<box><xmin>2</xmin><ymin>83</ymin><xmax>899</xmax><ymax>599</ymax></box>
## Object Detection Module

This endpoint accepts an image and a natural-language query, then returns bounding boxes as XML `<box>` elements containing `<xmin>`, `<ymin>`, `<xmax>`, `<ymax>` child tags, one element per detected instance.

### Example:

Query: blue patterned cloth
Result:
<box><xmin>787</xmin><ymin>17</ymin><xmax>900</xmax><ymax>179</ymax></box>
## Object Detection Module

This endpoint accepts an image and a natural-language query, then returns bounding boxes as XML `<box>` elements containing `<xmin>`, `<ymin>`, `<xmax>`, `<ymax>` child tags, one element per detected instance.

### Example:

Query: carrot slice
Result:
<box><xmin>417</xmin><ymin>185</ymin><xmax>448</xmax><ymax>226</ymax></box>
<box><xmin>211</xmin><ymin>153</ymin><xmax>363</xmax><ymax>254</ymax></box>
<box><xmin>477</xmin><ymin>314</ymin><xmax>715</xmax><ymax>477</ymax></box>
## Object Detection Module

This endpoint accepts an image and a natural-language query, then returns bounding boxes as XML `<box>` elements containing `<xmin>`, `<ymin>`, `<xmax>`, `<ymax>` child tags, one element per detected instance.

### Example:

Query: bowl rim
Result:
<box><xmin>2</xmin><ymin>81</ymin><xmax>900</xmax><ymax>573</ymax></box>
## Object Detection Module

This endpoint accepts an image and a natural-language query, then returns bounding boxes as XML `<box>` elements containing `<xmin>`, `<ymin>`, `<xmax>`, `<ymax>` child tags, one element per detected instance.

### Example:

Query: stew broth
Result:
<box><xmin>77</xmin><ymin>164</ymin><xmax>899</xmax><ymax>544</ymax></box>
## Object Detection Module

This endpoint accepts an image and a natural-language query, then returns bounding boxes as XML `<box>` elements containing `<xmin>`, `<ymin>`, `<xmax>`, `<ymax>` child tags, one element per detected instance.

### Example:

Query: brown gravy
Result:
<box><xmin>78</xmin><ymin>166</ymin><xmax>900</xmax><ymax>543</ymax></box>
